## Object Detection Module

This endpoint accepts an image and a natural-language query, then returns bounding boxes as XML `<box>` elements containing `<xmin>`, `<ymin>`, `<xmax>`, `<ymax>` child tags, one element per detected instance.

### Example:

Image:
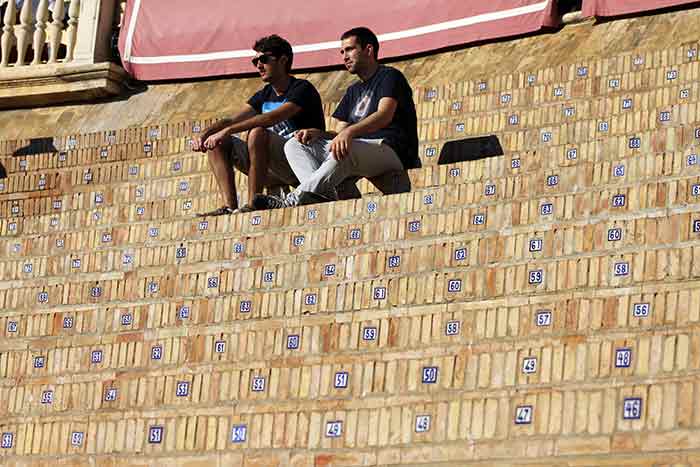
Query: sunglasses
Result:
<box><xmin>252</xmin><ymin>54</ymin><xmax>278</xmax><ymax>66</ymax></box>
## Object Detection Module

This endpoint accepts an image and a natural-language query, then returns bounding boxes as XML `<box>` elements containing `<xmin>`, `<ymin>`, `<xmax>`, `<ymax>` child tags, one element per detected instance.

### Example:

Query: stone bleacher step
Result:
<box><xmin>0</xmin><ymin>378</ymin><xmax>696</xmax><ymax>458</ymax></box>
<box><xmin>1</xmin><ymin>62</ymin><xmax>697</xmax><ymax>179</ymax></box>
<box><xmin>2</xmin><ymin>94</ymin><xmax>696</xmax><ymax>181</ymax></box>
<box><xmin>0</xmin><ymin>301</ymin><xmax>694</xmax><ymax>383</ymax></box>
<box><xmin>4</xmin><ymin>177</ymin><xmax>698</xmax><ymax>267</ymax></box>
<box><xmin>3</xmin><ymin>239</ymin><xmax>700</xmax><ymax>314</ymax></box>
<box><xmin>3</xmin><ymin>274</ymin><xmax>697</xmax><ymax>339</ymax></box>
<box><xmin>0</xmin><ymin>42</ymin><xmax>696</xmax><ymax>156</ymax></box>
<box><xmin>0</xmin><ymin>207</ymin><xmax>695</xmax><ymax>285</ymax></box>
<box><xmin>1</xmin><ymin>175</ymin><xmax>698</xmax><ymax>268</ymax></box>
<box><xmin>1</xmin><ymin>367</ymin><xmax>697</xmax><ymax>435</ymax></box>
<box><xmin>5</xmin><ymin>138</ymin><xmax>697</xmax><ymax>223</ymax></box>
<box><xmin>0</xmin><ymin>139</ymin><xmax>694</xmax><ymax>212</ymax></box>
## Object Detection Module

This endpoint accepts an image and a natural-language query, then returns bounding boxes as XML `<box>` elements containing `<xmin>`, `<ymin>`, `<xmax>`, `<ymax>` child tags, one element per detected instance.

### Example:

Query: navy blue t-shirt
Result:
<box><xmin>248</xmin><ymin>77</ymin><xmax>325</xmax><ymax>138</ymax></box>
<box><xmin>332</xmin><ymin>66</ymin><xmax>420</xmax><ymax>169</ymax></box>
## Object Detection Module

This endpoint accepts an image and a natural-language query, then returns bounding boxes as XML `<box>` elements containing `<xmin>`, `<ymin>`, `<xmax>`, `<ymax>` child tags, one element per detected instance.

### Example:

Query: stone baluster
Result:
<box><xmin>64</xmin><ymin>0</ymin><xmax>80</xmax><ymax>62</ymax></box>
<box><xmin>15</xmin><ymin>0</ymin><xmax>34</xmax><ymax>65</ymax></box>
<box><xmin>32</xmin><ymin>0</ymin><xmax>50</xmax><ymax>65</ymax></box>
<box><xmin>1</xmin><ymin>0</ymin><xmax>17</xmax><ymax>67</ymax></box>
<box><xmin>48</xmin><ymin>0</ymin><xmax>65</xmax><ymax>63</ymax></box>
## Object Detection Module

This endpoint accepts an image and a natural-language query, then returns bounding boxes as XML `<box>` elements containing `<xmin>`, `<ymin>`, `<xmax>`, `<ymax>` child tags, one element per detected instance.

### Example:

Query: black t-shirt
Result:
<box><xmin>332</xmin><ymin>66</ymin><xmax>420</xmax><ymax>169</ymax></box>
<box><xmin>248</xmin><ymin>77</ymin><xmax>325</xmax><ymax>138</ymax></box>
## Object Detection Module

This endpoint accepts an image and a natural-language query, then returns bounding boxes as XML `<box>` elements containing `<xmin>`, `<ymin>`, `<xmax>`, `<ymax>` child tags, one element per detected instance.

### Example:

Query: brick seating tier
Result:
<box><xmin>2</xmin><ymin>10</ymin><xmax>700</xmax><ymax>466</ymax></box>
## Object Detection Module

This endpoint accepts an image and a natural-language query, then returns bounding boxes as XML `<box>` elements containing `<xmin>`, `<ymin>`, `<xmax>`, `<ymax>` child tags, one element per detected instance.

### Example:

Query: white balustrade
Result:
<box><xmin>48</xmin><ymin>0</ymin><xmax>65</xmax><ymax>63</ymax></box>
<box><xmin>15</xmin><ymin>0</ymin><xmax>33</xmax><ymax>65</ymax></box>
<box><xmin>64</xmin><ymin>0</ymin><xmax>78</xmax><ymax>61</ymax></box>
<box><xmin>0</xmin><ymin>0</ymin><xmax>117</xmax><ymax>69</ymax></box>
<box><xmin>1</xmin><ymin>0</ymin><xmax>17</xmax><ymax>67</ymax></box>
<box><xmin>31</xmin><ymin>0</ymin><xmax>48</xmax><ymax>65</ymax></box>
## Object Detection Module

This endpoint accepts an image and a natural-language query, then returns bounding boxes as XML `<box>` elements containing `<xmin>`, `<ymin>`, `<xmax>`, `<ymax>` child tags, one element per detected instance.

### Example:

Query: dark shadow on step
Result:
<box><xmin>438</xmin><ymin>135</ymin><xmax>504</xmax><ymax>165</ymax></box>
<box><xmin>12</xmin><ymin>138</ymin><xmax>59</xmax><ymax>157</ymax></box>
<box><xmin>369</xmin><ymin>170</ymin><xmax>411</xmax><ymax>195</ymax></box>
<box><xmin>337</xmin><ymin>170</ymin><xmax>413</xmax><ymax>199</ymax></box>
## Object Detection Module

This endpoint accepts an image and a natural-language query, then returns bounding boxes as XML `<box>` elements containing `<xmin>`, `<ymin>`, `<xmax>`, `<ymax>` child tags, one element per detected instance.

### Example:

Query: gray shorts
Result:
<box><xmin>227</xmin><ymin>130</ymin><xmax>299</xmax><ymax>187</ymax></box>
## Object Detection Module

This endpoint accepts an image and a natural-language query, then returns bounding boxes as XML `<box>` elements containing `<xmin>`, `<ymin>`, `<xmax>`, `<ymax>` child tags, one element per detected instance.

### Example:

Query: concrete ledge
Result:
<box><xmin>0</xmin><ymin>61</ymin><xmax>129</xmax><ymax>109</ymax></box>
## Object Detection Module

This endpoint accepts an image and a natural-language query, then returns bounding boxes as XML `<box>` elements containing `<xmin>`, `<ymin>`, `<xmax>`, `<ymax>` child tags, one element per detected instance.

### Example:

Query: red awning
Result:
<box><xmin>582</xmin><ymin>0</ymin><xmax>697</xmax><ymax>17</ymax></box>
<box><xmin>119</xmin><ymin>0</ymin><xmax>558</xmax><ymax>80</ymax></box>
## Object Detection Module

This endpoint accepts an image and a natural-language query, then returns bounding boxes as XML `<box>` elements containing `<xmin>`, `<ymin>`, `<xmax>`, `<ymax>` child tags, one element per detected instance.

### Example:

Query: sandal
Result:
<box><xmin>196</xmin><ymin>206</ymin><xmax>235</xmax><ymax>217</ymax></box>
<box><xmin>233</xmin><ymin>204</ymin><xmax>255</xmax><ymax>214</ymax></box>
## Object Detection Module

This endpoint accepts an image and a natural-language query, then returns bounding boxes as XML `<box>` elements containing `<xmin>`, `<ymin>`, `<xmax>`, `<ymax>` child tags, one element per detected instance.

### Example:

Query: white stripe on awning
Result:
<box><xmin>125</xmin><ymin>1</ymin><xmax>549</xmax><ymax>65</ymax></box>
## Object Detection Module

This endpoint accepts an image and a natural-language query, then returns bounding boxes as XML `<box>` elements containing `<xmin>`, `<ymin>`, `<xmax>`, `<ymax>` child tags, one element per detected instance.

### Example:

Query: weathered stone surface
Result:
<box><xmin>0</xmin><ymin>62</ymin><xmax>128</xmax><ymax>110</ymax></box>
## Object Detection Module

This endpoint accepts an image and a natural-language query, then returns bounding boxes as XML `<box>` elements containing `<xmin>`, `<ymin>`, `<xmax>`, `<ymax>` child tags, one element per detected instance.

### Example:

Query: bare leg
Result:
<box><xmin>207</xmin><ymin>139</ymin><xmax>238</xmax><ymax>209</ymax></box>
<box><xmin>247</xmin><ymin>127</ymin><xmax>270</xmax><ymax>205</ymax></box>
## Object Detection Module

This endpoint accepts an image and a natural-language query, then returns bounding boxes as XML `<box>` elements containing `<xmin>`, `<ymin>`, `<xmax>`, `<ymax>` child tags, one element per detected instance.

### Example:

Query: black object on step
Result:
<box><xmin>438</xmin><ymin>135</ymin><xmax>503</xmax><ymax>165</ymax></box>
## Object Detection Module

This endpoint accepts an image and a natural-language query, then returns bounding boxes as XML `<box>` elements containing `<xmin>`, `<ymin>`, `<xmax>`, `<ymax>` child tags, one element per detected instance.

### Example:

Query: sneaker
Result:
<box><xmin>253</xmin><ymin>191</ymin><xmax>334</xmax><ymax>210</ymax></box>
<box><xmin>196</xmin><ymin>206</ymin><xmax>234</xmax><ymax>217</ymax></box>
<box><xmin>297</xmin><ymin>191</ymin><xmax>334</xmax><ymax>206</ymax></box>
<box><xmin>232</xmin><ymin>204</ymin><xmax>255</xmax><ymax>214</ymax></box>
<box><xmin>252</xmin><ymin>194</ymin><xmax>291</xmax><ymax>210</ymax></box>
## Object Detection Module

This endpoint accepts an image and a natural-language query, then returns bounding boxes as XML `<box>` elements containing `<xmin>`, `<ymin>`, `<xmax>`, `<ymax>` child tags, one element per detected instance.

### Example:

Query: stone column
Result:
<box><xmin>72</xmin><ymin>0</ymin><xmax>118</xmax><ymax>64</ymax></box>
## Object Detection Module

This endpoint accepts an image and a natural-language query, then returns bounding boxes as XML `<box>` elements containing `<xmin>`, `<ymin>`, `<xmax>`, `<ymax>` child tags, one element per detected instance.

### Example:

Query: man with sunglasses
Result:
<box><xmin>253</xmin><ymin>27</ymin><xmax>419</xmax><ymax>210</ymax></box>
<box><xmin>192</xmin><ymin>34</ymin><xmax>326</xmax><ymax>215</ymax></box>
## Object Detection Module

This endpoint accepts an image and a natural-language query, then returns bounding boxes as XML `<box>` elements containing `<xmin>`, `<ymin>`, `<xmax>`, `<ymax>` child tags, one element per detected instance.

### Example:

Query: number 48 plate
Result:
<box><xmin>325</xmin><ymin>421</ymin><xmax>343</xmax><ymax>438</ymax></box>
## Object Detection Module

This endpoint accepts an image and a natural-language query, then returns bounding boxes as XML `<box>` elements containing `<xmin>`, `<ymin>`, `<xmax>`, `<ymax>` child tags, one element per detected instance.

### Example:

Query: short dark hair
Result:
<box><xmin>253</xmin><ymin>35</ymin><xmax>293</xmax><ymax>72</ymax></box>
<box><xmin>340</xmin><ymin>27</ymin><xmax>379</xmax><ymax>60</ymax></box>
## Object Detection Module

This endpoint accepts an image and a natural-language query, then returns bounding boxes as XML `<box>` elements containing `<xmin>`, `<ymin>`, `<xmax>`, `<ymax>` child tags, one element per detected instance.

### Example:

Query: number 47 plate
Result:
<box><xmin>515</xmin><ymin>405</ymin><xmax>533</xmax><ymax>424</ymax></box>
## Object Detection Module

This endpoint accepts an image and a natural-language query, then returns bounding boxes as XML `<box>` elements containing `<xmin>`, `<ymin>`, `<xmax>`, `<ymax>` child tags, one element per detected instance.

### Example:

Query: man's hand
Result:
<box><xmin>191</xmin><ymin>126</ymin><xmax>219</xmax><ymax>153</ymax></box>
<box><xmin>295</xmin><ymin>128</ymin><xmax>322</xmax><ymax>145</ymax></box>
<box><xmin>190</xmin><ymin>135</ymin><xmax>206</xmax><ymax>152</ymax></box>
<box><xmin>203</xmin><ymin>128</ymin><xmax>230</xmax><ymax>150</ymax></box>
<box><xmin>330</xmin><ymin>128</ymin><xmax>353</xmax><ymax>160</ymax></box>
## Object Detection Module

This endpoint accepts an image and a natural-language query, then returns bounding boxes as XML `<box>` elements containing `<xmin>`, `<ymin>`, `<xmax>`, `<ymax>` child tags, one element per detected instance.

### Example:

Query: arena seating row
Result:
<box><xmin>1</xmin><ymin>110</ymin><xmax>698</xmax><ymax>220</ymax></box>
<box><xmin>2</xmin><ymin>45</ymin><xmax>698</xmax><ymax>158</ymax></box>
<box><xmin>2</xmin><ymin>42</ymin><xmax>698</xmax><ymax>154</ymax></box>
<box><xmin>1</xmin><ymin>194</ymin><xmax>695</xmax><ymax>280</ymax></box>
<box><xmin>1</xmin><ymin>74</ymin><xmax>698</xmax><ymax>177</ymax></box>
<box><xmin>2</xmin><ymin>283</ymin><xmax>694</xmax><ymax>339</ymax></box>
<box><xmin>0</xmin><ymin>286</ymin><xmax>696</xmax><ymax>377</ymax></box>
<box><xmin>1</xmin><ymin>180</ymin><xmax>699</xmax><ymax>292</ymax></box>
<box><xmin>0</xmin><ymin>375</ymin><xmax>694</xmax><ymax>454</ymax></box>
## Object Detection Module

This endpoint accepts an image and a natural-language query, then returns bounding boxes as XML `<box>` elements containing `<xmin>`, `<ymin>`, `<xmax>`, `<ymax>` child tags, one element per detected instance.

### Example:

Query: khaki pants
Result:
<box><xmin>284</xmin><ymin>137</ymin><xmax>403</xmax><ymax>200</ymax></box>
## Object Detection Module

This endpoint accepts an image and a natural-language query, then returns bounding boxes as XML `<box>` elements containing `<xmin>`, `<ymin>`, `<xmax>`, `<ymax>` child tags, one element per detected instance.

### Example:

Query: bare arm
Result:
<box><xmin>202</xmin><ymin>102</ymin><xmax>304</xmax><ymax>150</ymax></box>
<box><xmin>295</xmin><ymin>120</ymin><xmax>348</xmax><ymax>144</ymax></box>
<box><xmin>192</xmin><ymin>105</ymin><xmax>257</xmax><ymax>151</ymax></box>
<box><xmin>330</xmin><ymin>120</ymin><xmax>349</xmax><ymax>137</ymax></box>
<box><xmin>205</xmin><ymin>106</ymin><xmax>257</xmax><ymax>136</ymax></box>
<box><xmin>225</xmin><ymin>102</ymin><xmax>301</xmax><ymax>134</ymax></box>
